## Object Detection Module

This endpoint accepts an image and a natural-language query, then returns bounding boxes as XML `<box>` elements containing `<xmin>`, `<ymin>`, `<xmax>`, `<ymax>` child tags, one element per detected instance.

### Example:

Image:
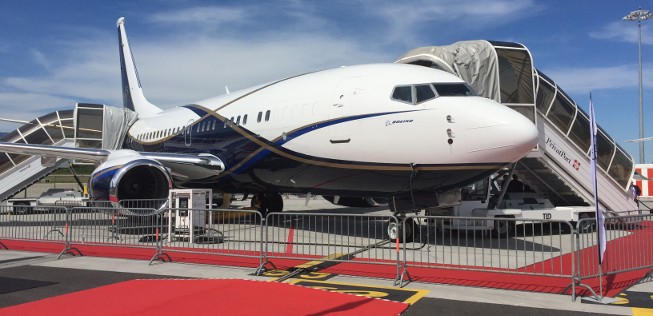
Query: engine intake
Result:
<box><xmin>89</xmin><ymin>158</ymin><xmax>172</xmax><ymax>209</ymax></box>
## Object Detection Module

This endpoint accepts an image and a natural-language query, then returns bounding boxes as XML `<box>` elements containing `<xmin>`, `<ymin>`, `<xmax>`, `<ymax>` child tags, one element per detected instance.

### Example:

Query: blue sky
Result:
<box><xmin>1</xmin><ymin>1</ymin><xmax>653</xmax><ymax>162</ymax></box>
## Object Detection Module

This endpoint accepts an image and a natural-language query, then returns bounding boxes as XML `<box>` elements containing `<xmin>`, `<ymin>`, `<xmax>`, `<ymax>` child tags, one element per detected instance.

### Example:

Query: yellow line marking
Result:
<box><xmin>295</xmin><ymin>253</ymin><xmax>346</xmax><ymax>269</ymax></box>
<box><xmin>632</xmin><ymin>307</ymin><xmax>653</xmax><ymax>315</ymax></box>
<box><xmin>287</xmin><ymin>279</ymin><xmax>429</xmax><ymax>305</ymax></box>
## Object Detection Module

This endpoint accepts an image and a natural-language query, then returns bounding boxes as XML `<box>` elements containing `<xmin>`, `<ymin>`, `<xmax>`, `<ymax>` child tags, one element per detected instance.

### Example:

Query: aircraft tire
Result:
<box><xmin>267</xmin><ymin>193</ymin><xmax>283</xmax><ymax>214</ymax></box>
<box><xmin>251</xmin><ymin>193</ymin><xmax>269</xmax><ymax>218</ymax></box>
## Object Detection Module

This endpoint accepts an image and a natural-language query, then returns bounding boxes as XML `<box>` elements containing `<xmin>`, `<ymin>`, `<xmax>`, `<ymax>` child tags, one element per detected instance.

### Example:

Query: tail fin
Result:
<box><xmin>117</xmin><ymin>17</ymin><xmax>162</xmax><ymax>117</ymax></box>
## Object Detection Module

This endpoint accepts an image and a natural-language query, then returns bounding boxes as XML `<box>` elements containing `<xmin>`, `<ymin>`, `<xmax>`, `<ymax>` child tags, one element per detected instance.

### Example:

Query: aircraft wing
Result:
<box><xmin>0</xmin><ymin>141</ymin><xmax>110</xmax><ymax>162</ymax></box>
<box><xmin>0</xmin><ymin>141</ymin><xmax>224</xmax><ymax>173</ymax></box>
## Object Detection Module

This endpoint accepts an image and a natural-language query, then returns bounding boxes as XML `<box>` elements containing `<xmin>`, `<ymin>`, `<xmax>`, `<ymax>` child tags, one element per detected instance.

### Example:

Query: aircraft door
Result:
<box><xmin>184</xmin><ymin>119</ymin><xmax>193</xmax><ymax>146</ymax></box>
<box><xmin>328</xmin><ymin>79</ymin><xmax>358</xmax><ymax>144</ymax></box>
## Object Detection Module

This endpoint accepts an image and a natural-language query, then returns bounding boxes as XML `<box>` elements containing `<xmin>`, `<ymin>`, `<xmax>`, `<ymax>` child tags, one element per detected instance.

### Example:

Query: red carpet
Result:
<box><xmin>0</xmin><ymin>279</ymin><xmax>408</xmax><ymax>316</ymax></box>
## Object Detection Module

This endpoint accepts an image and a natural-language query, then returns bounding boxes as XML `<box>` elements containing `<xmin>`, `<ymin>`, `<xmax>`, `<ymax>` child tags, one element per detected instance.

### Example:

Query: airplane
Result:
<box><xmin>0</xmin><ymin>18</ymin><xmax>538</xmax><ymax>238</ymax></box>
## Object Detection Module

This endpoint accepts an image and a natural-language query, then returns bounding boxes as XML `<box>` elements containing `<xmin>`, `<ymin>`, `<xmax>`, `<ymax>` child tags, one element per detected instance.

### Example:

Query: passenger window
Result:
<box><xmin>243</xmin><ymin>114</ymin><xmax>248</xmax><ymax>125</ymax></box>
<box><xmin>265</xmin><ymin>110</ymin><xmax>271</xmax><ymax>121</ymax></box>
<box><xmin>415</xmin><ymin>84</ymin><xmax>436</xmax><ymax>103</ymax></box>
<box><xmin>392</xmin><ymin>86</ymin><xmax>412</xmax><ymax>103</ymax></box>
<box><xmin>257</xmin><ymin>112</ymin><xmax>262</xmax><ymax>123</ymax></box>
<box><xmin>236</xmin><ymin>116</ymin><xmax>241</xmax><ymax>125</ymax></box>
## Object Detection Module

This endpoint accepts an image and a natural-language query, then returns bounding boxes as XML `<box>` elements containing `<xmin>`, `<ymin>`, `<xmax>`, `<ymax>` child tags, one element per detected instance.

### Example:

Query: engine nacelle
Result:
<box><xmin>89</xmin><ymin>150</ymin><xmax>172</xmax><ymax>209</ymax></box>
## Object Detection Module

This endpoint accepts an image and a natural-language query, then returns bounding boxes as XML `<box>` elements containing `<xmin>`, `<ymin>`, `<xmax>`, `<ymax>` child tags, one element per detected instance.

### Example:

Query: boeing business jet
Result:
<box><xmin>0</xmin><ymin>18</ymin><xmax>538</xmax><ymax>225</ymax></box>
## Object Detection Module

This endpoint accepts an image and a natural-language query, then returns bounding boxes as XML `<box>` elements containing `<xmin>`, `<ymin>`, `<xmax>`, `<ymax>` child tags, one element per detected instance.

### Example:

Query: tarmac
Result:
<box><xmin>1</xmin><ymin>248</ymin><xmax>651</xmax><ymax>315</ymax></box>
<box><xmin>1</xmin><ymin>196</ymin><xmax>653</xmax><ymax>314</ymax></box>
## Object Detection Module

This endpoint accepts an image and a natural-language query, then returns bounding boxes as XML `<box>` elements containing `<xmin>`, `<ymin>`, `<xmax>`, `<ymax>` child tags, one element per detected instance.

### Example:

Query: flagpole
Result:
<box><xmin>580</xmin><ymin>95</ymin><xmax>616</xmax><ymax>303</ymax></box>
<box><xmin>589</xmin><ymin>93</ymin><xmax>606</xmax><ymax>299</ymax></box>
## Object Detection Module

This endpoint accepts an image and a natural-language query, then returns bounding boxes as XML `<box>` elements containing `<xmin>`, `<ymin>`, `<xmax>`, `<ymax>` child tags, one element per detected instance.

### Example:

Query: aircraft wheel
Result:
<box><xmin>251</xmin><ymin>192</ymin><xmax>283</xmax><ymax>218</ymax></box>
<box><xmin>267</xmin><ymin>193</ymin><xmax>283</xmax><ymax>213</ymax></box>
<box><xmin>251</xmin><ymin>193</ymin><xmax>269</xmax><ymax>217</ymax></box>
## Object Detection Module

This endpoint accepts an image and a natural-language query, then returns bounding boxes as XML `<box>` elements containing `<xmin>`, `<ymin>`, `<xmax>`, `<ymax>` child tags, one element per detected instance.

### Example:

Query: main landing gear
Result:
<box><xmin>251</xmin><ymin>192</ymin><xmax>283</xmax><ymax>217</ymax></box>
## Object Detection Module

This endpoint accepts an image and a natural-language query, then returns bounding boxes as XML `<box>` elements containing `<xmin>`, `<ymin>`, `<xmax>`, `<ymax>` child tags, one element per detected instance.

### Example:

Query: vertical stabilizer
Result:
<box><xmin>117</xmin><ymin>17</ymin><xmax>162</xmax><ymax>117</ymax></box>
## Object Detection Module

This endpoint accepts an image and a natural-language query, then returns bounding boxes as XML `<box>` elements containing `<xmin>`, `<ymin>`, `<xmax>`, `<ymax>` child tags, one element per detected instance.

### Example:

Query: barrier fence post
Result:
<box><xmin>256</xmin><ymin>212</ymin><xmax>276</xmax><ymax>275</ymax></box>
<box><xmin>395</xmin><ymin>216</ymin><xmax>411</xmax><ymax>287</ymax></box>
<box><xmin>57</xmin><ymin>207</ymin><xmax>78</xmax><ymax>259</ymax></box>
<box><xmin>149</xmin><ymin>209</ymin><xmax>171</xmax><ymax>264</ymax></box>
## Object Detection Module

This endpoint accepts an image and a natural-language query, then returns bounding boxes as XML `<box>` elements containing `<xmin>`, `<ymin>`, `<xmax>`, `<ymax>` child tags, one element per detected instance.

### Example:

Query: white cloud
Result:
<box><xmin>544</xmin><ymin>64</ymin><xmax>640</xmax><ymax>93</ymax></box>
<box><xmin>0</xmin><ymin>91</ymin><xmax>76</xmax><ymax>132</ymax></box>
<box><xmin>0</xmin><ymin>0</ymin><xmax>547</xmax><ymax>133</ymax></box>
<box><xmin>361</xmin><ymin>0</ymin><xmax>542</xmax><ymax>45</ymax></box>
<box><xmin>30</xmin><ymin>50</ymin><xmax>51</xmax><ymax>71</ymax></box>
<box><xmin>0</xmin><ymin>8</ymin><xmax>391</xmax><ymax>121</ymax></box>
<box><xmin>147</xmin><ymin>6</ymin><xmax>250</xmax><ymax>26</ymax></box>
<box><xmin>590</xmin><ymin>21</ymin><xmax>653</xmax><ymax>45</ymax></box>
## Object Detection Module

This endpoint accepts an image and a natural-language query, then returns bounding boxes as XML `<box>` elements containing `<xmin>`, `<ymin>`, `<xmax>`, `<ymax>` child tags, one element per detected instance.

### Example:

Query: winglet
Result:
<box><xmin>117</xmin><ymin>17</ymin><xmax>162</xmax><ymax>117</ymax></box>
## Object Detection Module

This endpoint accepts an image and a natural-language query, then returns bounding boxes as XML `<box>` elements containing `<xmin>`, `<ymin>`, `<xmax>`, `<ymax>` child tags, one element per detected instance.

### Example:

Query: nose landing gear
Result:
<box><xmin>386</xmin><ymin>216</ymin><xmax>417</xmax><ymax>242</ymax></box>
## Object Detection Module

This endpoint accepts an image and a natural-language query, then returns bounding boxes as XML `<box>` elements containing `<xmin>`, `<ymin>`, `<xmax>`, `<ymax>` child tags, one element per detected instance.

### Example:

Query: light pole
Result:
<box><xmin>624</xmin><ymin>8</ymin><xmax>653</xmax><ymax>164</ymax></box>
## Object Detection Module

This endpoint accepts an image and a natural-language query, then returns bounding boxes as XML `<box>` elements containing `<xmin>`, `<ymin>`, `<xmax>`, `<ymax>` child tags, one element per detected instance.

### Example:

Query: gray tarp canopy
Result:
<box><xmin>396</xmin><ymin>40</ymin><xmax>500</xmax><ymax>102</ymax></box>
<box><xmin>102</xmin><ymin>105</ymin><xmax>137</xmax><ymax>150</ymax></box>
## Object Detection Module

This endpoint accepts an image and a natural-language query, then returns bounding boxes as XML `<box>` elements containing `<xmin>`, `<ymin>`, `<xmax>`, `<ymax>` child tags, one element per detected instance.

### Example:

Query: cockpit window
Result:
<box><xmin>391</xmin><ymin>86</ymin><xmax>412</xmax><ymax>103</ymax></box>
<box><xmin>432</xmin><ymin>83</ymin><xmax>476</xmax><ymax>96</ymax></box>
<box><xmin>415</xmin><ymin>84</ymin><xmax>436</xmax><ymax>103</ymax></box>
<box><xmin>392</xmin><ymin>82</ymin><xmax>474</xmax><ymax>105</ymax></box>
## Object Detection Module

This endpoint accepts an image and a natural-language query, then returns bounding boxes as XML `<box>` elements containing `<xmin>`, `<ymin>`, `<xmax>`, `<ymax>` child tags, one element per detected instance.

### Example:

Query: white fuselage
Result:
<box><xmin>127</xmin><ymin>64</ymin><xmax>536</xmax><ymax>166</ymax></box>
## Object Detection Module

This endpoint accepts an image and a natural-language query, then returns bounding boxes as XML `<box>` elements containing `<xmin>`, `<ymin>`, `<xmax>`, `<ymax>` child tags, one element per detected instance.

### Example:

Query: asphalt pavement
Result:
<box><xmin>0</xmin><ymin>249</ymin><xmax>647</xmax><ymax>315</ymax></box>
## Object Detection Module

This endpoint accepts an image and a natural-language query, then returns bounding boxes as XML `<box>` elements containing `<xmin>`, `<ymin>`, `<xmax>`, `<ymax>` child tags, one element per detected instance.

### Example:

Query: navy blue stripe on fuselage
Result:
<box><xmin>181</xmin><ymin>105</ymin><xmax>210</xmax><ymax>117</ymax></box>
<box><xmin>228</xmin><ymin>109</ymin><xmax>421</xmax><ymax>174</ymax></box>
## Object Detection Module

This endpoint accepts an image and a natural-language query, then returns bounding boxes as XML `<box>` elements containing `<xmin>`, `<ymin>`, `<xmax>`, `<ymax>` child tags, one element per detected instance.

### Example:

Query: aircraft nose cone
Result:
<box><xmin>466</xmin><ymin>101</ymin><xmax>538</xmax><ymax>163</ymax></box>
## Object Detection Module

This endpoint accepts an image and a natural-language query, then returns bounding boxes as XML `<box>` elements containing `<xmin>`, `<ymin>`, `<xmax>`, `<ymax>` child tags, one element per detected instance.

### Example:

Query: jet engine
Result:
<box><xmin>89</xmin><ymin>150</ymin><xmax>172</xmax><ymax>209</ymax></box>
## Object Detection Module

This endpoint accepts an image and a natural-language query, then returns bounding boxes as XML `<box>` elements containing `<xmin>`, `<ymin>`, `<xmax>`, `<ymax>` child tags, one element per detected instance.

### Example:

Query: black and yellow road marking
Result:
<box><xmin>294</xmin><ymin>253</ymin><xmax>349</xmax><ymax>270</ymax></box>
<box><xmin>258</xmin><ymin>269</ymin><xmax>334</xmax><ymax>281</ymax></box>
<box><xmin>256</xmin><ymin>251</ymin><xmax>428</xmax><ymax>304</ymax></box>
<box><xmin>582</xmin><ymin>290</ymin><xmax>653</xmax><ymax>314</ymax></box>
<box><xmin>607</xmin><ymin>291</ymin><xmax>653</xmax><ymax>308</ymax></box>
<box><xmin>288</xmin><ymin>279</ymin><xmax>429</xmax><ymax>304</ymax></box>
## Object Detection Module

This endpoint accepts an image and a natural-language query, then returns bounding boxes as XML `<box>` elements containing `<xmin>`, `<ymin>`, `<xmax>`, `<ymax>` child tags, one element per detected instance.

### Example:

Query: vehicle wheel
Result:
<box><xmin>577</xmin><ymin>213</ymin><xmax>595</xmax><ymax>233</ymax></box>
<box><xmin>492</xmin><ymin>217</ymin><xmax>514</xmax><ymax>238</ymax></box>
<box><xmin>12</xmin><ymin>202</ymin><xmax>31</xmax><ymax>215</ymax></box>
<box><xmin>386</xmin><ymin>218</ymin><xmax>415</xmax><ymax>242</ymax></box>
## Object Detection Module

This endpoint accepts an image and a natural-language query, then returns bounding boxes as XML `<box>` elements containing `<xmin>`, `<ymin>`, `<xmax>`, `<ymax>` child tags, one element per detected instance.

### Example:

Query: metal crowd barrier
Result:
<box><xmin>3</xmin><ymin>201</ymin><xmax>653</xmax><ymax>299</ymax></box>
<box><xmin>398</xmin><ymin>216</ymin><xmax>576</xmax><ymax>287</ymax></box>
<box><xmin>65</xmin><ymin>206</ymin><xmax>160</xmax><ymax>245</ymax></box>
<box><xmin>0</xmin><ymin>205</ymin><xmax>69</xmax><ymax>247</ymax></box>
<box><xmin>575</xmin><ymin>214</ymin><xmax>653</xmax><ymax>281</ymax></box>
<box><xmin>156</xmin><ymin>208</ymin><xmax>263</xmax><ymax>266</ymax></box>
<box><xmin>260</xmin><ymin>213</ymin><xmax>400</xmax><ymax>275</ymax></box>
